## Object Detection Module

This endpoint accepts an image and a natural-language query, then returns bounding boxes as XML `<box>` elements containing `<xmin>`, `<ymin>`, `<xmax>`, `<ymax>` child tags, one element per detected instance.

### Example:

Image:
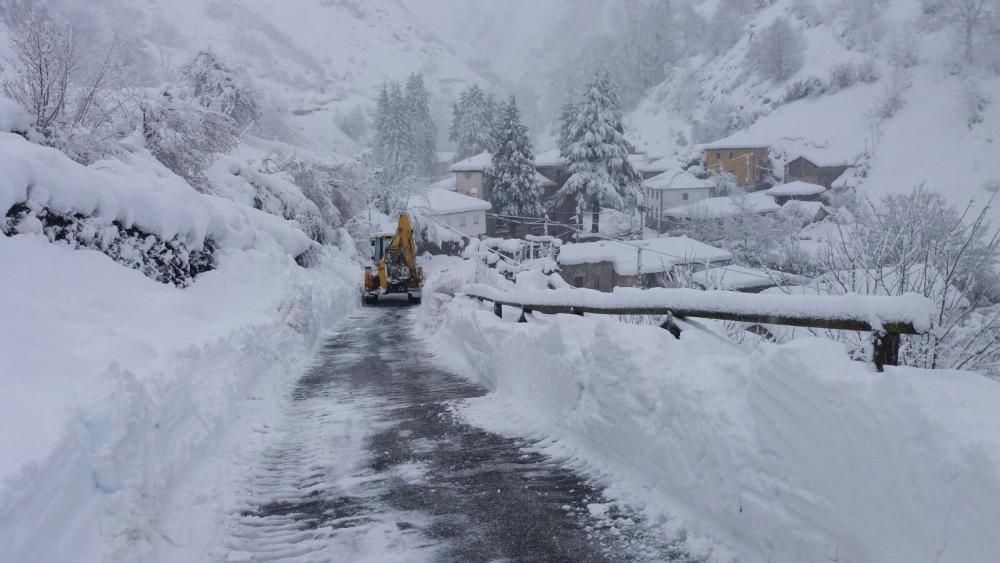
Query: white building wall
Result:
<box><xmin>646</xmin><ymin>187</ymin><xmax>712</xmax><ymax>218</ymax></box>
<box><xmin>439</xmin><ymin>210</ymin><xmax>486</xmax><ymax>238</ymax></box>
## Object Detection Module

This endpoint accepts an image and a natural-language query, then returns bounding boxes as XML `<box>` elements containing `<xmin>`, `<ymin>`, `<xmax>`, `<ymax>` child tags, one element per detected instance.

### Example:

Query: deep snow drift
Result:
<box><xmin>419</xmin><ymin>259</ymin><xmax>1000</xmax><ymax>563</ymax></box>
<box><xmin>0</xmin><ymin>233</ymin><xmax>358</xmax><ymax>562</ymax></box>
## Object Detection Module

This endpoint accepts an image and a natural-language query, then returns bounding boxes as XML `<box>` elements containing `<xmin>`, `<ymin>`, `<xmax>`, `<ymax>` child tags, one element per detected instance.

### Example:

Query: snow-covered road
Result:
<box><xmin>219</xmin><ymin>306</ymin><xmax>690</xmax><ymax>562</ymax></box>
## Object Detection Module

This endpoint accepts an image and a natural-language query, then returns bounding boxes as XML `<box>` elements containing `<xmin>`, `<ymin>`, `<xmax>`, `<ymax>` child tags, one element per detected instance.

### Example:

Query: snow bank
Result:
<box><xmin>0</xmin><ymin>233</ymin><xmax>359</xmax><ymax>562</ymax></box>
<box><xmin>0</xmin><ymin>132</ymin><xmax>312</xmax><ymax>257</ymax></box>
<box><xmin>463</xmin><ymin>284</ymin><xmax>935</xmax><ymax>333</ymax></box>
<box><xmin>425</xmin><ymin>293</ymin><xmax>1000</xmax><ymax>563</ymax></box>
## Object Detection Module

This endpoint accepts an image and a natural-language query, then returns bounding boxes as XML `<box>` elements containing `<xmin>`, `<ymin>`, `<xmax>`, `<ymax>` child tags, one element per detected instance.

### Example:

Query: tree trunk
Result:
<box><xmin>591</xmin><ymin>197</ymin><xmax>600</xmax><ymax>234</ymax></box>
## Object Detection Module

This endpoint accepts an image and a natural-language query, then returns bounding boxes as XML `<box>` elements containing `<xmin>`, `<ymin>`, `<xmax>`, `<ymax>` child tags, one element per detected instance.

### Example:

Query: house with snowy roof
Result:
<box><xmin>557</xmin><ymin>236</ymin><xmax>732</xmax><ymax>292</ymax></box>
<box><xmin>784</xmin><ymin>153</ymin><xmax>850</xmax><ymax>190</ymax></box>
<box><xmin>701</xmin><ymin>142</ymin><xmax>771</xmax><ymax>189</ymax></box>
<box><xmin>643</xmin><ymin>169</ymin><xmax>714</xmax><ymax>232</ymax></box>
<box><xmin>408</xmin><ymin>187</ymin><xmax>492</xmax><ymax>238</ymax></box>
<box><xmin>765</xmin><ymin>180</ymin><xmax>827</xmax><ymax>205</ymax></box>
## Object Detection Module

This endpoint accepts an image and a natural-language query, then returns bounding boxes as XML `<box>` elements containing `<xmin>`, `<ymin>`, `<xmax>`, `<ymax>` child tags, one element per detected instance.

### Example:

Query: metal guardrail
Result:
<box><xmin>462</xmin><ymin>287</ymin><xmax>929</xmax><ymax>372</ymax></box>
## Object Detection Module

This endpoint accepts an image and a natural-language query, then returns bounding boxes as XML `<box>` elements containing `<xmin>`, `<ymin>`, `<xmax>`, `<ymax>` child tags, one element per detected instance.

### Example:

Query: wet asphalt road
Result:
<box><xmin>223</xmin><ymin>306</ymin><xmax>694</xmax><ymax>562</ymax></box>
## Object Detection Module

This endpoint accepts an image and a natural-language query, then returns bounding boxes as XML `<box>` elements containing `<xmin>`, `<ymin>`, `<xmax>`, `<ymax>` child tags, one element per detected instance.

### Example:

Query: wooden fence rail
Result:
<box><xmin>461</xmin><ymin>287</ymin><xmax>931</xmax><ymax>372</ymax></box>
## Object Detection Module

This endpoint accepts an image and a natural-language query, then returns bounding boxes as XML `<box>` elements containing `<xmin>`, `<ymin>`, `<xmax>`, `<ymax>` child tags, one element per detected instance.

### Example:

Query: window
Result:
<box><xmin>459</xmin><ymin>215</ymin><xmax>467</xmax><ymax>227</ymax></box>
<box><xmin>715</xmin><ymin>151</ymin><xmax>721</xmax><ymax>160</ymax></box>
<box><xmin>473</xmin><ymin>214</ymin><xmax>480</xmax><ymax>225</ymax></box>
<box><xmin>682</xmin><ymin>192</ymin><xmax>689</xmax><ymax>201</ymax></box>
<box><xmin>728</xmin><ymin>151</ymin><xmax>734</xmax><ymax>159</ymax></box>
<box><xmin>574</xmin><ymin>275</ymin><xmax>585</xmax><ymax>287</ymax></box>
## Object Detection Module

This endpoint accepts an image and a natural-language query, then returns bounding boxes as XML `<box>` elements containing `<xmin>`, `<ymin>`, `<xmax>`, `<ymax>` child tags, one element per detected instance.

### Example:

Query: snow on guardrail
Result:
<box><xmin>461</xmin><ymin>284</ymin><xmax>935</xmax><ymax>334</ymax></box>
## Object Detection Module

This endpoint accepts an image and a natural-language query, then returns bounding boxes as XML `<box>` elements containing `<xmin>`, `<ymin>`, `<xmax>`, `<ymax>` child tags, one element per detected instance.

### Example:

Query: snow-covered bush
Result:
<box><xmin>791</xmin><ymin>0</ymin><xmax>823</xmax><ymax>27</ymax></box>
<box><xmin>182</xmin><ymin>51</ymin><xmax>260</xmax><ymax>130</ymax></box>
<box><xmin>141</xmin><ymin>87</ymin><xmax>239</xmax><ymax>190</ymax></box>
<box><xmin>3</xmin><ymin>203</ymin><xmax>215</xmax><ymax>286</ymax></box>
<box><xmin>871</xmin><ymin>69</ymin><xmax>911</xmax><ymax>119</ymax></box>
<box><xmin>691</xmin><ymin>101</ymin><xmax>750</xmax><ymax>144</ymax></box>
<box><xmin>827</xmin><ymin>63</ymin><xmax>860</xmax><ymax>91</ymax></box>
<box><xmin>818</xmin><ymin>188</ymin><xmax>1000</xmax><ymax>374</ymax></box>
<box><xmin>836</xmin><ymin>0</ymin><xmax>887</xmax><ymax>52</ymax></box>
<box><xmin>784</xmin><ymin>76</ymin><xmax>826</xmax><ymax>102</ymax></box>
<box><xmin>747</xmin><ymin>17</ymin><xmax>806</xmax><ymax>82</ymax></box>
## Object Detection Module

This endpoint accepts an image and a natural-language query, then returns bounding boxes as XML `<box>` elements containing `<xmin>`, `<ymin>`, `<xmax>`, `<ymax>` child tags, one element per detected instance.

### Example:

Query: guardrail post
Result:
<box><xmin>570</xmin><ymin>307</ymin><xmax>584</xmax><ymax>316</ymax></box>
<box><xmin>872</xmin><ymin>332</ymin><xmax>901</xmax><ymax>373</ymax></box>
<box><xmin>493</xmin><ymin>302</ymin><xmax>502</xmax><ymax>318</ymax></box>
<box><xmin>660</xmin><ymin>316</ymin><xmax>683</xmax><ymax>339</ymax></box>
<box><xmin>519</xmin><ymin>307</ymin><xmax>531</xmax><ymax>323</ymax></box>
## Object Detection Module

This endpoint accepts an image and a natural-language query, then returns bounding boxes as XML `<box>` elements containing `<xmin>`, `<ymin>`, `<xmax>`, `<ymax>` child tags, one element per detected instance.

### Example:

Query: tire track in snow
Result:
<box><xmin>219</xmin><ymin>307</ymin><xmax>695</xmax><ymax>562</ymax></box>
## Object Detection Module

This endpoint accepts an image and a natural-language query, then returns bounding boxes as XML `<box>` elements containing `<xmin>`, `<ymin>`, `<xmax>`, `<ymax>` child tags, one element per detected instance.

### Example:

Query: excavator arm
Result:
<box><xmin>363</xmin><ymin>213</ymin><xmax>423</xmax><ymax>305</ymax></box>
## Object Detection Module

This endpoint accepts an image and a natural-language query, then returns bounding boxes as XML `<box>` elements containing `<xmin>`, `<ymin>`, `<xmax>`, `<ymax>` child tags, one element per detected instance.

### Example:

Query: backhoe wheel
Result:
<box><xmin>408</xmin><ymin>293</ymin><xmax>421</xmax><ymax>305</ymax></box>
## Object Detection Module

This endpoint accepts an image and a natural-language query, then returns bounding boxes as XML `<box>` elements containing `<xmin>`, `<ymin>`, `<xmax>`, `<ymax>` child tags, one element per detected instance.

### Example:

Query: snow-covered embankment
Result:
<box><xmin>0</xmin><ymin>130</ymin><xmax>360</xmax><ymax>561</ymax></box>
<box><xmin>420</xmin><ymin>270</ymin><xmax>1000</xmax><ymax>563</ymax></box>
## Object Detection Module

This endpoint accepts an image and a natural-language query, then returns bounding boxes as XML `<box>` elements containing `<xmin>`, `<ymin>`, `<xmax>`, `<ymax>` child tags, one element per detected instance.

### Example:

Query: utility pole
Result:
<box><xmin>636</xmin><ymin>245</ymin><xmax>643</xmax><ymax>288</ymax></box>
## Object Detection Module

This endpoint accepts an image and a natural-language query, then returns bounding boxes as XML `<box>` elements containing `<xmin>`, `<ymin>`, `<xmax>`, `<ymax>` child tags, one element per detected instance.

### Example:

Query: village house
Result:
<box><xmin>643</xmin><ymin>169</ymin><xmax>714</xmax><ymax>232</ymax></box>
<box><xmin>408</xmin><ymin>186</ymin><xmax>492</xmax><ymax>239</ymax></box>
<box><xmin>701</xmin><ymin>143</ymin><xmax>771</xmax><ymax>189</ymax></box>
<box><xmin>448</xmin><ymin>151</ymin><xmax>493</xmax><ymax>199</ymax></box>
<box><xmin>765</xmin><ymin>180</ymin><xmax>827</xmax><ymax>205</ymax></box>
<box><xmin>784</xmin><ymin>154</ymin><xmax>849</xmax><ymax>189</ymax></box>
<box><xmin>557</xmin><ymin>236</ymin><xmax>732</xmax><ymax>292</ymax></box>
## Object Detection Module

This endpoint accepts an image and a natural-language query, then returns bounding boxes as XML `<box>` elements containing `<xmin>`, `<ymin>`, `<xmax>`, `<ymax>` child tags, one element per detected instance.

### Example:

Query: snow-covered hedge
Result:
<box><xmin>0</xmin><ymin>132</ymin><xmax>316</xmax><ymax>284</ymax></box>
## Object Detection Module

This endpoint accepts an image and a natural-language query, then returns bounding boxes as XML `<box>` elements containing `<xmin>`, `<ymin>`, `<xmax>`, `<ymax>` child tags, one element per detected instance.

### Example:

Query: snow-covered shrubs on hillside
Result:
<box><xmin>747</xmin><ymin>17</ymin><xmax>806</xmax><ymax>82</ymax></box>
<box><xmin>141</xmin><ymin>88</ymin><xmax>239</xmax><ymax>190</ymax></box>
<box><xmin>3</xmin><ymin>203</ymin><xmax>215</xmax><ymax>286</ymax></box>
<box><xmin>184</xmin><ymin>50</ymin><xmax>261</xmax><ymax>130</ymax></box>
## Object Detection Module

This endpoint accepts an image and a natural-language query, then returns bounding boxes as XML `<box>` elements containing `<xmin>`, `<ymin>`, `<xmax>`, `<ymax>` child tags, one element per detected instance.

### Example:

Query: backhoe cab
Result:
<box><xmin>363</xmin><ymin>213</ymin><xmax>423</xmax><ymax>305</ymax></box>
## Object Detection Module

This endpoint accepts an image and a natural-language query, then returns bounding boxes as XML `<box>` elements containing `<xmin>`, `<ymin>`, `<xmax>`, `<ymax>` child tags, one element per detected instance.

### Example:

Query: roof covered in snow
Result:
<box><xmin>645</xmin><ymin>169</ymin><xmax>714</xmax><ymax>191</ymax></box>
<box><xmin>766</xmin><ymin>181</ymin><xmax>827</xmax><ymax>197</ymax></box>
<box><xmin>691</xmin><ymin>265</ymin><xmax>810</xmax><ymax>291</ymax></box>
<box><xmin>663</xmin><ymin>192</ymin><xmax>780</xmax><ymax>219</ymax></box>
<box><xmin>430</xmin><ymin>175</ymin><xmax>457</xmax><ymax>190</ymax></box>
<box><xmin>409</xmin><ymin>187</ymin><xmax>491</xmax><ymax>215</ymax></box>
<box><xmin>449</xmin><ymin>151</ymin><xmax>493</xmax><ymax>172</ymax></box>
<box><xmin>781</xmin><ymin>200</ymin><xmax>829</xmax><ymax>217</ymax></box>
<box><xmin>636</xmin><ymin>155</ymin><xmax>682</xmax><ymax>174</ymax></box>
<box><xmin>535</xmin><ymin>171</ymin><xmax>557</xmax><ymax>188</ymax></box>
<box><xmin>558</xmin><ymin>236</ymin><xmax>732</xmax><ymax>276</ymax></box>
<box><xmin>534</xmin><ymin>148</ymin><xmax>567</xmax><ymax>168</ymax></box>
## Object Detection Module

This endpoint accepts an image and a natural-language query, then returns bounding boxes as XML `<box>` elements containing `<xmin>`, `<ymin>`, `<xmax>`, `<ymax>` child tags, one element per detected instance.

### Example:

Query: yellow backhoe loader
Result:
<box><xmin>363</xmin><ymin>213</ymin><xmax>423</xmax><ymax>305</ymax></box>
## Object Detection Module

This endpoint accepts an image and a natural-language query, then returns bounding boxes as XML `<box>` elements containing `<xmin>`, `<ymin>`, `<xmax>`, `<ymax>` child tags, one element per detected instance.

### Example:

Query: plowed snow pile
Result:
<box><xmin>422</xmin><ymin>275</ymin><xmax>1000</xmax><ymax>563</ymax></box>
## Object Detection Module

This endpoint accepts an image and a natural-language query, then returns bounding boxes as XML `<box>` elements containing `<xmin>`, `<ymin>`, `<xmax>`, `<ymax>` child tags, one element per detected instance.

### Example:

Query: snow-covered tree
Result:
<box><xmin>373</xmin><ymin>82</ymin><xmax>415</xmax><ymax>188</ymax></box>
<box><xmin>182</xmin><ymin>50</ymin><xmax>260</xmax><ymax>130</ymax></box>
<box><xmin>486</xmin><ymin>97</ymin><xmax>542</xmax><ymax>236</ymax></box>
<box><xmin>558</xmin><ymin>72</ymin><xmax>643</xmax><ymax>234</ymax></box>
<box><xmin>141</xmin><ymin>86</ymin><xmax>239</xmax><ymax>190</ymax></box>
<box><xmin>449</xmin><ymin>84</ymin><xmax>496</xmax><ymax>160</ymax></box>
<box><xmin>404</xmin><ymin>73</ymin><xmax>437</xmax><ymax>177</ymax></box>
<box><xmin>748</xmin><ymin>17</ymin><xmax>806</xmax><ymax>82</ymax></box>
<box><xmin>929</xmin><ymin>0</ymin><xmax>999</xmax><ymax>64</ymax></box>
<box><xmin>1</xmin><ymin>3</ymin><xmax>78</xmax><ymax>132</ymax></box>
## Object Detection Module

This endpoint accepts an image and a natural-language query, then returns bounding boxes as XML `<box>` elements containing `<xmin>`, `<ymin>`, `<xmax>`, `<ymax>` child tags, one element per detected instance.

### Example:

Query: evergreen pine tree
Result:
<box><xmin>557</xmin><ymin>72</ymin><xmax>643</xmax><ymax>234</ymax></box>
<box><xmin>373</xmin><ymin>82</ymin><xmax>415</xmax><ymax>194</ymax></box>
<box><xmin>404</xmin><ymin>73</ymin><xmax>437</xmax><ymax>177</ymax></box>
<box><xmin>486</xmin><ymin>97</ymin><xmax>542</xmax><ymax>237</ymax></box>
<box><xmin>450</xmin><ymin>84</ymin><xmax>497</xmax><ymax>160</ymax></box>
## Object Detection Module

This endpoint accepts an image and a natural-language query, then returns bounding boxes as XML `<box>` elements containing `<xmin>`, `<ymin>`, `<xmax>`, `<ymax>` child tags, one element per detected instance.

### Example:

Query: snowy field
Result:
<box><xmin>419</xmin><ymin>258</ymin><xmax>1000</xmax><ymax>563</ymax></box>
